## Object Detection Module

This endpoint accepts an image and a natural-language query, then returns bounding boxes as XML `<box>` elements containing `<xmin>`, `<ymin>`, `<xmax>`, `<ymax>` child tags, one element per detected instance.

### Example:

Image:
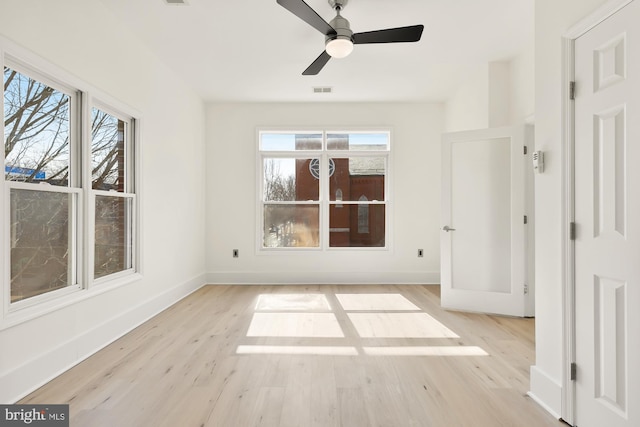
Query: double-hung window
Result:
<box><xmin>90</xmin><ymin>105</ymin><xmax>136</xmax><ymax>281</ymax></box>
<box><xmin>3</xmin><ymin>55</ymin><xmax>138</xmax><ymax>311</ymax></box>
<box><xmin>258</xmin><ymin>130</ymin><xmax>389</xmax><ymax>250</ymax></box>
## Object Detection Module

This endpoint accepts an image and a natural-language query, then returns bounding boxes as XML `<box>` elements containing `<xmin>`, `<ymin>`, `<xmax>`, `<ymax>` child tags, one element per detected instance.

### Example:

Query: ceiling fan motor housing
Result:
<box><xmin>327</xmin><ymin>13</ymin><xmax>353</xmax><ymax>44</ymax></box>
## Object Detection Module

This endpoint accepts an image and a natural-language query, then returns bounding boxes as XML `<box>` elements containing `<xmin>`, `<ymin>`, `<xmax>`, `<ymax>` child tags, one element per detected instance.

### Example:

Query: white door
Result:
<box><xmin>441</xmin><ymin>126</ymin><xmax>527</xmax><ymax>317</ymax></box>
<box><xmin>574</xmin><ymin>1</ymin><xmax>640</xmax><ymax>426</ymax></box>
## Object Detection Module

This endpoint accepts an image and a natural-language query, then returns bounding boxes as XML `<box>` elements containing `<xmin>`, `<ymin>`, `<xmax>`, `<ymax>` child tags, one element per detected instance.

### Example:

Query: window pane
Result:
<box><xmin>264</xmin><ymin>205</ymin><xmax>319</xmax><ymax>248</ymax></box>
<box><xmin>92</xmin><ymin>108</ymin><xmax>127</xmax><ymax>191</ymax></box>
<box><xmin>261</xmin><ymin>133</ymin><xmax>322</xmax><ymax>151</ymax></box>
<box><xmin>4</xmin><ymin>67</ymin><xmax>70</xmax><ymax>186</ymax></box>
<box><xmin>330</xmin><ymin>204</ymin><xmax>385</xmax><ymax>247</ymax></box>
<box><xmin>329</xmin><ymin>157</ymin><xmax>386</xmax><ymax>201</ymax></box>
<box><xmin>10</xmin><ymin>189</ymin><xmax>72</xmax><ymax>302</ymax></box>
<box><xmin>264</xmin><ymin>158</ymin><xmax>319</xmax><ymax>201</ymax></box>
<box><xmin>327</xmin><ymin>133</ymin><xmax>389</xmax><ymax>151</ymax></box>
<box><xmin>95</xmin><ymin>195</ymin><xmax>133</xmax><ymax>279</ymax></box>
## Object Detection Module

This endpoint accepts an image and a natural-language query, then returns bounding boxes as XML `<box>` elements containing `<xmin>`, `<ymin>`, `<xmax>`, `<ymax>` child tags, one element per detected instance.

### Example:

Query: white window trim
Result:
<box><xmin>0</xmin><ymin>38</ymin><xmax>143</xmax><ymax>329</ymax></box>
<box><xmin>256</xmin><ymin>128</ymin><xmax>392</xmax><ymax>253</ymax></box>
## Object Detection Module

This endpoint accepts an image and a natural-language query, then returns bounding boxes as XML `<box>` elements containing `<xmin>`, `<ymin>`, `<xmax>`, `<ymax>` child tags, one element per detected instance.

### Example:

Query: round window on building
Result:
<box><xmin>309</xmin><ymin>158</ymin><xmax>335</xmax><ymax>179</ymax></box>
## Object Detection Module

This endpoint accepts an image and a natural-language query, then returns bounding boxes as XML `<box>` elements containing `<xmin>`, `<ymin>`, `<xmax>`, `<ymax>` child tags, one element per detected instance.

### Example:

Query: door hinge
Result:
<box><xmin>524</xmin><ymin>215</ymin><xmax>528</xmax><ymax>224</ymax></box>
<box><xmin>570</xmin><ymin>362</ymin><xmax>577</xmax><ymax>381</ymax></box>
<box><xmin>569</xmin><ymin>222</ymin><xmax>576</xmax><ymax>240</ymax></box>
<box><xmin>569</xmin><ymin>81</ymin><xmax>576</xmax><ymax>100</ymax></box>
<box><xmin>524</xmin><ymin>284</ymin><xmax>529</xmax><ymax>295</ymax></box>
<box><xmin>524</xmin><ymin>146</ymin><xmax>528</xmax><ymax>155</ymax></box>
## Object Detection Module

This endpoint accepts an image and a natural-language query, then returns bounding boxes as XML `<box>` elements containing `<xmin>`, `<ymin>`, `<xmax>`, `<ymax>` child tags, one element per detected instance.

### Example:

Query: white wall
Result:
<box><xmin>0</xmin><ymin>0</ymin><xmax>207</xmax><ymax>402</ymax></box>
<box><xmin>205</xmin><ymin>103</ymin><xmax>444</xmax><ymax>285</ymax></box>
<box><xmin>488</xmin><ymin>61</ymin><xmax>511</xmax><ymax>127</ymax></box>
<box><xmin>445</xmin><ymin>64</ymin><xmax>490</xmax><ymax>132</ymax></box>
<box><xmin>445</xmin><ymin>46</ymin><xmax>534</xmax><ymax>133</ymax></box>
<box><xmin>531</xmin><ymin>0</ymin><xmax>611</xmax><ymax>417</ymax></box>
<box><xmin>509</xmin><ymin>42</ymin><xmax>535</xmax><ymax>125</ymax></box>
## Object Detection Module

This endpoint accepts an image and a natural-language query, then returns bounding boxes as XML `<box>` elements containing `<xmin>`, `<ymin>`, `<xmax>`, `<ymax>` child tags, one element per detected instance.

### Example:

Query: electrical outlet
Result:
<box><xmin>418</xmin><ymin>249</ymin><xmax>423</xmax><ymax>257</ymax></box>
<box><xmin>233</xmin><ymin>249</ymin><xmax>239</xmax><ymax>258</ymax></box>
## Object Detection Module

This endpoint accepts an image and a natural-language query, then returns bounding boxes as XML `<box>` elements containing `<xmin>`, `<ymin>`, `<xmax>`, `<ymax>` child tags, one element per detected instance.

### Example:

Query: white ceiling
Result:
<box><xmin>98</xmin><ymin>0</ymin><xmax>533</xmax><ymax>103</ymax></box>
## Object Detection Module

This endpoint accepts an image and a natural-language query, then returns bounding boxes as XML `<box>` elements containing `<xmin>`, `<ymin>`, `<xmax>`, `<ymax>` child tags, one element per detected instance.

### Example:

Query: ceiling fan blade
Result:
<box><xmin>277</xmin><ymin>0</ymin><xmax>336</xmax><ymax>36</ymax></box>
<box><xmin>303</xmin><ymin>50</ymin><xmax>331</xmax><ymax>75</ymax></box>
<box><xmin>353</xmin><ymin>25</ymin><xmax>424</xmax><ymax>44</ymax></box>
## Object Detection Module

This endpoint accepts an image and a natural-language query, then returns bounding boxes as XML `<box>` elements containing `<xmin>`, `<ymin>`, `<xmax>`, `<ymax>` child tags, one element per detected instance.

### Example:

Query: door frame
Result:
<box><xmin>561</xmin><ymin>0</ymin><xmax>635</xmax><ymax>424</ymax></box>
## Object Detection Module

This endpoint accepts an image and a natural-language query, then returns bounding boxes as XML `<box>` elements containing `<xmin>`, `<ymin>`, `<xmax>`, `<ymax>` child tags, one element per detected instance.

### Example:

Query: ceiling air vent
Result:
<box><xmin>313</xmin><ymin>87</ymin><xmax>332</xmax><ymax>94</ymax></box>
<box><xmin>164</xmin><ymin>0</ymin><xmax>188</xmax><ymax>5</ymax></box>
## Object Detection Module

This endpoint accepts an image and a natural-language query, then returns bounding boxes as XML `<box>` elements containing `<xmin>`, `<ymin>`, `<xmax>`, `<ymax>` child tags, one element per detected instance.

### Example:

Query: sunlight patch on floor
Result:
<box><xmin>241</xmin><ymin>292</ymin><xmax>489</xmax><ymax>358</ymax></box>
<box><xmin>348</xmin><ymin>313</ymin><xmax>460</xmax><ymax>338</ymax></box>
<box><xmin>363</xmin><ymin>346</ymin><xmax>488</xmax><ymax>356</ymax></box>
<box><xmin>246</xmin><ymin>313</ymin><xmax>344</xmax><ymax>337</ymax></box>
<box><xmin>236</xmin><ymin>345</ymin><xmax>358</xmax><ymax>356</ymax></box>
<box><xmin>336</xmin><ymin>293</ymin><xmax>420</xmax><ymax>311</ymax></box>
<box><xmin>255</xmin><ymin>294</ymin><xmax>331</xmax><ymax>311</ymax></box>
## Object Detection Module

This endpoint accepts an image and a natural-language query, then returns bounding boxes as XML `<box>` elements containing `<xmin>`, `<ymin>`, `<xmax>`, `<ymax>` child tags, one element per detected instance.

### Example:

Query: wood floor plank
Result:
<box><xmin>19</xmin><ymin>285</ymin><xmax>564</xmax><ymax>427</ymax></box>
<box><xmin>279</xmin><ymin>356</ymin><xmax>314</xmax><ymax>427</ymax></box>
<box><xmin>338</xmin><ymin>387</ymin><xmax>371</xmax><ymax>427</ymax></box>
<box><xmin>251</xmin><ymin>386</ymin><xmax>285</xmax><ymax>427</ymax></box>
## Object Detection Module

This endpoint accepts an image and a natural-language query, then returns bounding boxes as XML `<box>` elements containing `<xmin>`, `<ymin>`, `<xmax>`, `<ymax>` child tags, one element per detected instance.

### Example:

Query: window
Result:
<box><xmin>3</xmin><ymin>56</ymin><xmax>138</xmax><ymax>310</ymax></box>
<box><xmin>258</xmin><ymin>131</ymin><xmax>389</xmax><ymax>249</ymax></box>
<box><xmin>91</xmin><ymin>106</ymin><xmax>136</xmax><ymax>280</ymax></box>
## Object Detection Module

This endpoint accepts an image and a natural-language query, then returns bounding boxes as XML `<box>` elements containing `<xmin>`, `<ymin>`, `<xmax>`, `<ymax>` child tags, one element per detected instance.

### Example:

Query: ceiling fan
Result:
<box><xmin>277</xmin><ymin>0</ymin><xmax>424</xmax><ymax>75</ymax></box>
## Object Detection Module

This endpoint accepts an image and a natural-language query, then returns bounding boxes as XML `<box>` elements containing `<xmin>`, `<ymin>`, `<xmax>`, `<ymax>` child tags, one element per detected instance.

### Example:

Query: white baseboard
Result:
<box><xmin>528</xmin><ymin>365</ymin><xmax>562</xmax><ymax>420</ymax></box>
<box><xmin>0</xmin><ymin>274</ymin><xmax>206</xmax><ymax>403</ymax></box>
<box><xmin>206</xmin><ymin>271</ymin><xmax>440</xmax><ymax>285</ymax></box>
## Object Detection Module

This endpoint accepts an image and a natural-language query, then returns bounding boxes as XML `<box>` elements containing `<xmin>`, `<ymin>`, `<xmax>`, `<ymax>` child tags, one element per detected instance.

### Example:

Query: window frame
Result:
<box><xmin>257</xmin><ymin>129</ymin><xmax>391</xmax><ymax>252</ymax></box>
<box><xmin>87</xmin><ymin>100</ymin><xmax>138</xmax><ymax>286</ymax></box>
<box><xmin>4</xmin><ymin>57</ymin><xmax>84</xmax><ymax>311</ymax></box>
<box><xmin>1</xmin><ymin>41</ymin><xmax>142</xmax><ymax>327</ymax></box>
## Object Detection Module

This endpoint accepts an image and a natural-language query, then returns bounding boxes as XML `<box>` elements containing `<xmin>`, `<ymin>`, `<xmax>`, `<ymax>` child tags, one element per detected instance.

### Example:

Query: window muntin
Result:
<box><xmin>259</xmin><ymin>131</ymin><xmax>389</xmax><ymax>250</ymax></box>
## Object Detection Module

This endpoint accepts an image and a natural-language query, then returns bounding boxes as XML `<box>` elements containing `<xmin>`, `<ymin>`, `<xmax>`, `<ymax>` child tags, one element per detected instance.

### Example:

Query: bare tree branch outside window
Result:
<box><xmin>4</xmin><ymin>67</ymin><xmax>70</xmax><ymax>185</ymax></box>
<box><xmin>263</xmin><ymin>158</ymin><xmax>296</xmax><ymax>201</ymax></box>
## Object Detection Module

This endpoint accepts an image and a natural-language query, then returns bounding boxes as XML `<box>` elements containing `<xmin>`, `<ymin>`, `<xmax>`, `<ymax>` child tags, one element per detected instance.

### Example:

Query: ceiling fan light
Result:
<box><xmin>326</xmin><ymin>38</ymin><xmax>354</xmax><ymax>58</ymax></box>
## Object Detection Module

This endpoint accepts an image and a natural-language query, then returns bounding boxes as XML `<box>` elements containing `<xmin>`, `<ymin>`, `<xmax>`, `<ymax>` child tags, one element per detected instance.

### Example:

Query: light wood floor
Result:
<box><xmin>20</xmin><ymin>285</ymin><xmax>564</xmax><ymax>427</ymax></box>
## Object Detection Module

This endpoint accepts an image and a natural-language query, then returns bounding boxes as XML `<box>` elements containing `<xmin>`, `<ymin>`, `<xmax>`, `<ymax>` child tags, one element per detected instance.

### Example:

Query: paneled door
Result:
<box><xmin>574</xmin><ymin>1</ymin><xmax>640</xmax><ymax>425</ymax></box>
<box><xmin>441</xmin><ymin>126</ymin><xmax>527</xmax><ymax>317</ymax></box>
